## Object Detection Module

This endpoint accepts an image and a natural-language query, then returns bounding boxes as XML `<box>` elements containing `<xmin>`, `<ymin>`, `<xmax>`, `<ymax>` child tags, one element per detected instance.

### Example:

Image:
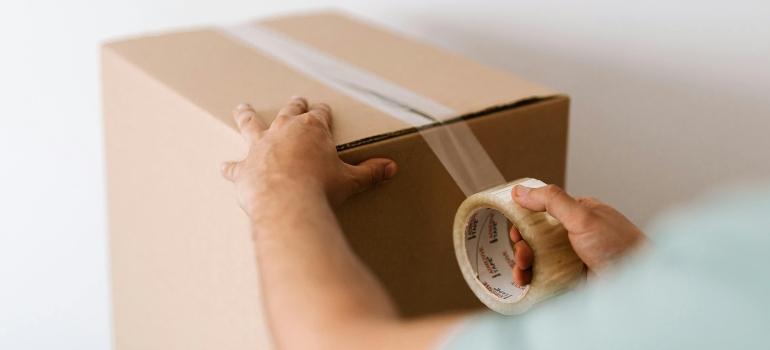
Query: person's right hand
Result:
<box><xmin>509</xmin><ymin>184</ymin><xmax>648</xmax><ymax>286</ymax></box>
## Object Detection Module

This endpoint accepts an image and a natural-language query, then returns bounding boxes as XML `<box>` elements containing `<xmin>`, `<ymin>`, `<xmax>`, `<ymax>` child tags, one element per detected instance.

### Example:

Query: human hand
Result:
<box><xmin>508</xmin><ymin>184</ymin><xmax>648</xmax><ymax>286</ymax></box>
<box><xmin>220</xmin><ymin>96</ymin><xmax>397</xmax><ymax>217</ymax></box>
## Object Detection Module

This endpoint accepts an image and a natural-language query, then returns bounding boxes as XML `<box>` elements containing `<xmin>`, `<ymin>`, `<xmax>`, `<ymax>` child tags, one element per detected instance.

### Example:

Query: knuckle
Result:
<box><xmin>289</xmin><ymin>100</ymin><xmax>305</xmax><ymax>110</ymax></box>
<box><xmin>238</xmin><ymin>116</ymin><xmax>252</xmax><ymax>127</ymax></box>
<box><xmin>368</xmin><ymin>165</ymin><xmax>380</xmax><ymax>187</ymax></box>
<box><xmin>314</xmin><ymin>103</ymin><xmax>331</xmax><ymax>113</ymax></box>
<box><xmin>301</xmin><ymin>112</ymin><xmax>327</xmax><ymax>127</ymax></box>
<box><xmin>234</xmin><ymin>111</ymin><xmax>246</xmax><ymax>123</ymax></box>
<box><xmin>292</xmin><ymin>97</ymin><xmax>308</xmax><ymax>107</ymax></box>
<box><xmin>273</xmin><ymin>114</ymin><xmax>289</xmax><ymax>126</ymax></box>
<box><xmin>350</xmin><ymin>165</ymin><xmax>379</xmax><ymax>192</ymax></box>
<box><xmin>568</xmin><ymin>211</ymin><xmax>595</xmax><ymax>232</ymax></box>
<box><xmin>580</xmin><ymin>197</ymin><xmax>603</xmax><ymax>209</ymax></box>
<box><xmin>349</xmin><ymin>169</ymin><xmax>367</xmax><ymax>192</ymax></box>
<box><xmin>543</xmin><ymin>185</ymin><xmax>565</xmax><ymax>202</ymax></box>
<box><xmin>300</xmin><ymin>113</ymin><xmax>320</xmax><ymax>125</ymax></box>
<box><xmin>309</xmin><ymin>109</ymin><xmax>330</xmax><ymax>121</ymax></box>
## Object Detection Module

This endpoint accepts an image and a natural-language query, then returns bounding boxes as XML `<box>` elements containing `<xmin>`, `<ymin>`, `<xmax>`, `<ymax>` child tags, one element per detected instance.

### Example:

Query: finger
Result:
<box><xmin>574</xmin><ymin>196</ymin><xmax>605</xmax><ymax>210</ymax></box>
<box><xmin>220</xmin><ymin>161</ymin><xmax>240</xmax><ymax>182</ymax></box>
<box><xmin>513</xmin><ymin>240</ymin><xmax>533</xmax><ymax>270</ymax></box>
<box><xmin>347</xmin><ymin>158</ymin><xmax>397</xmax><ymax>194</ymax></box>
<box><xmin>233</xmin><ymin>103</ymin><xmax>267</xmax><ymax>142</ymax></box>
<box><xmin>277</xmin><ymin>95</ymin><xmax>308</xmax><ymax>118</ymax></box>
<box><xmin>513</xmin><ymin>266</ymin><xmax>532</xmax><ymax>286</ymax></box>
<box><xmin>512</xmin><ymin>184</ymin><xmax>593</xmax><ymax>232</ymax></box>
<box><xmin>308</xmin><ymin>103</ymin><xmax>333</xmax><ymax>130</ymax></box>
<box><xmin>509</xmin><ymin>225</ymin><xmax>523</xmax><ymax>243</ymax></box>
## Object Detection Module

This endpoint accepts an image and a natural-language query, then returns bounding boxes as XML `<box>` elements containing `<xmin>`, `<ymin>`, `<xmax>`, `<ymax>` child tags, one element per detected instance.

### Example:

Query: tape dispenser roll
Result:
<box><xmin>453</xmin><ymin>178</ymin><xmax>585</xmax><ymax>315</ymax></box>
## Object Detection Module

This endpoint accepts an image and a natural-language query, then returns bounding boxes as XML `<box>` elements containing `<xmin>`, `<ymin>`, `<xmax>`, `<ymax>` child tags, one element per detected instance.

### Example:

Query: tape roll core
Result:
<box><xmin>462</xmin><ymin>207</ymin><xmax>530</xmax><ymax>302</ymax></box>
<box><xmin>453</xmin><ymin>178</ymin><xmax>585</xmax><ymax>315</ymax></box>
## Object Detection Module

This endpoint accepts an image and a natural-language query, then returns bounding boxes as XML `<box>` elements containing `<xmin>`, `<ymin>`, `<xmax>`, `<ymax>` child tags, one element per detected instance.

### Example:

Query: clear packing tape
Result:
<box><xmin>218</xmin><ymin>24</ymin><xmax>584</xmax><ymax>314</ymax></box>
<box><xmin>454</xmin><ymin>178</ymin><xmax>584</xmax><ymax>314</ymax></box>
<box><xmin>219</xmin><ymin>24</ymin><xmax>506</xmax><ymax>196</ymax></box>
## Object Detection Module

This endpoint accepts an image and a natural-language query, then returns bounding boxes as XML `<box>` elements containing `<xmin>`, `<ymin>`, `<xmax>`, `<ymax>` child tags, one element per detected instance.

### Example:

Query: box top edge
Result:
<box><xmin>102</xmin><ymin>11</ymin><xmax>563</xmax><ymax>147</ymax></box>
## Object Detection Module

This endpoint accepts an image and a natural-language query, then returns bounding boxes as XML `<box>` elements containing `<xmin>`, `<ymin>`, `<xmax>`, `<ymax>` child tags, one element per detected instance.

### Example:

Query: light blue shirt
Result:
<box><xmin>444</xmin><ymin>186</ymin><xmax>770</xmax><ymax>349</ymax></box>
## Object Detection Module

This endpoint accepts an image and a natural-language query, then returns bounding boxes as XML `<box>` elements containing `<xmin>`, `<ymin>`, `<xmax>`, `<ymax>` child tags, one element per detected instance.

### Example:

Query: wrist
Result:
<box><xmin>246</xmin><ymin>175</ymin><xmax>328</xmax><ymax>219</ymax></box>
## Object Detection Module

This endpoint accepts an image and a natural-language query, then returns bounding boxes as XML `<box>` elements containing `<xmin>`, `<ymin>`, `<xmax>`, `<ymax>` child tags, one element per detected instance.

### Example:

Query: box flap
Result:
<box><xmin>103</xmin><ymin>11</ymin><xmax>559</xmax><ymax>146</ymax></box>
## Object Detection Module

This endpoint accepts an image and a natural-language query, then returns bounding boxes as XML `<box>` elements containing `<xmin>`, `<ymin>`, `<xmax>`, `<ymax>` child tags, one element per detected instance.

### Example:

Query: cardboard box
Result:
<box><xmin>102</xmin><ymin>12</ymin><xmax>569</xmax><ymax>349</ymax></box>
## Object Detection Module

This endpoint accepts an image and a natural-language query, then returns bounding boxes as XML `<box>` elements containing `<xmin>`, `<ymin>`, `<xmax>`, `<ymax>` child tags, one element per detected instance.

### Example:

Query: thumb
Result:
<box><xmin>512</xmin><ymin>184</ymin><xmax>592</xmax><ymax>232</ymax></box>
<box><xmin>347</xmin><ymin>158</ymin><xmax>397</xmax><ymax>194</ymax></box>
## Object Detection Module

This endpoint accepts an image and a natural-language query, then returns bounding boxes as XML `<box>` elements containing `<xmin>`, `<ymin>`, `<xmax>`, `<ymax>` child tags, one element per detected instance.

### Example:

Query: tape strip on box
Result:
<box><xmin>217</xmin><ymin>25</ymin><xmax>583</xmax><ymax>314</ymax></box>
<box><xmin>217</xmin><ymin>24</ymin><xmax>506</xmax><ymax>196</ymax></box>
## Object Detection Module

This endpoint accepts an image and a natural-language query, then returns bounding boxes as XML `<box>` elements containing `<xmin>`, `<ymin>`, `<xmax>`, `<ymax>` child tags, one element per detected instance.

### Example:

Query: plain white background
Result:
<box><xmin>1</xmin><ymin>0</ymin><xmax>768</xmax><ymax>348</ymax></box>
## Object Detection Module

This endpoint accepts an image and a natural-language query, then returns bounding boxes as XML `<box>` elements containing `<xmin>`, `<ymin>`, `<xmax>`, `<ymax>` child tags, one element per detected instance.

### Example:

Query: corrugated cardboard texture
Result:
<box><xmin>103</xmin><ymin>11</ymin><xmax>569</xmax><ymax>350</ymax></box>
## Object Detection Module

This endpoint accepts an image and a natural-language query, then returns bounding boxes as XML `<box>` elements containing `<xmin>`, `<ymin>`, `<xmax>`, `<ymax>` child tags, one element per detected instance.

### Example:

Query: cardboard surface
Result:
<box><xmin>104</xmin><ymin>12</ymin><xmax>557</xmax><ymax>146</ymax></box>
<box><xmin>103</xmin><ymin>11</ymin><xmax>569</xmax><ymax>349</ymax></box>
<box><xmin>336</xmin><ymin>98</ymin><xmax>569</xmax><ymax>316</ymax></box>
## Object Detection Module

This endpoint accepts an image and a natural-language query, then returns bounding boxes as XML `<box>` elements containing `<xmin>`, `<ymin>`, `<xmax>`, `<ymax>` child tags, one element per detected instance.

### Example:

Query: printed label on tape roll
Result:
<box><xmin>465</xmin><ymin>208</ymin><xmax>528</xmax><ymax>301</ymax></box>
<box><xmin>465</xmin><ymin>179</ymin><xmax>545</xmax><ymax>300</ymax></box>
<box><xmin>464</xmin><ymin>178</ymin><xmax>546</xmax><ymax>302</ymax></box>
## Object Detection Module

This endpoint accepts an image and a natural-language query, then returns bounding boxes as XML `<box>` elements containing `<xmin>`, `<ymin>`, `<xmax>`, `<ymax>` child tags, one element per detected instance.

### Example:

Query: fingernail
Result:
<box><xmin>291</xmin><ymin>95</ymin><xmax>303</xmax><ymax>100</ymax></box>
<box><xmin>515</xmin><ymin>185</ymin><xmax>531</xmax><ymax>197</ymax></box>
<box><xmin>384</xmin><ymin>163</ymin><xmax>397</xmax><ymax>180</ymax></box>
<box><xmin>236</xmin><ymin>103</ymin><xmax>251</xmax><ymax>111</ymax></box>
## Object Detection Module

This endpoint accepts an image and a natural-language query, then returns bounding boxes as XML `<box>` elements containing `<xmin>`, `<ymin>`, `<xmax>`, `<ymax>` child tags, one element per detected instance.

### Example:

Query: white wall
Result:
<box><xmin>1</xmin><ymin>1</ymin><xmax>768</xmax><ymax>348</ymax></box>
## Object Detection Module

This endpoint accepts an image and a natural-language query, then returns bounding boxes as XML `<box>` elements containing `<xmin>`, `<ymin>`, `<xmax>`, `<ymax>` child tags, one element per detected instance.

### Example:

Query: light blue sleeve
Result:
<box><xmin>443</xmin><ymin>186</ymin><xmax>770</xmax><ymax>349</ymax></box>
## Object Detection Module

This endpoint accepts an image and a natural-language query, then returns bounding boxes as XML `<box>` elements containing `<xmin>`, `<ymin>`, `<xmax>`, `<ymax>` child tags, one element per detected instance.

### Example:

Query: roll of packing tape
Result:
<box><xmin>453</xmin><ymin>178</ymin><xmax>585</xmax><ymax>315</ymax></box>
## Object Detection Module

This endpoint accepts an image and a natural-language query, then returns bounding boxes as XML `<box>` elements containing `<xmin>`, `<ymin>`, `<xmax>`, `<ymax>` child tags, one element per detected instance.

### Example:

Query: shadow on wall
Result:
<box><xmin>398</xmin><ymin>15</ymin><xmax>770</xmax><ymax>227</ymax></box>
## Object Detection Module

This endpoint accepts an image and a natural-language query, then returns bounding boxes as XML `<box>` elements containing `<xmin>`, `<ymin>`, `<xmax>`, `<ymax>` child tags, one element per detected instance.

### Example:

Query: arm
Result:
<box><xmin>220</xmin><ymin>97</ymin><xmax>462</xmax><ymax>349</ymax></box>
<box><xmin>220</xmin><ymin>96</ymin><xmax>649</xmax><ymax>349</ymax></box>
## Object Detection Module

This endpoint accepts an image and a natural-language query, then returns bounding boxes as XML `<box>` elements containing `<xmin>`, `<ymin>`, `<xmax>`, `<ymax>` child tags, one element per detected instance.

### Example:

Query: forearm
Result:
<box><xmin>251</xmin><ymin>181</ymin><xmax>398</xmax><ymax>348</ymax></box>
<box><xmin>223</xmin><ymin>100</ymin><xmax>461</xmax><ymax>349</ymax></box>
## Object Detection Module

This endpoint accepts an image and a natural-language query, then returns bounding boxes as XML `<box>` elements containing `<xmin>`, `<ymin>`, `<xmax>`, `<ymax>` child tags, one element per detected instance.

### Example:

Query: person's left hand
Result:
<box><xmin>220</xmin><ymin>96</ymin><xmax>398</xmax><ymax>218</ymax></box>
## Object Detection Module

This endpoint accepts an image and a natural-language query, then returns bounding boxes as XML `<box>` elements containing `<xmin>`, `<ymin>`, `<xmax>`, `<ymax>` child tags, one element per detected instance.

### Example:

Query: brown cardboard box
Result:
<box><xmin>102</xmin><ymin>11</ymin><xmax>569</xmax><ymax>349</ymax></box>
